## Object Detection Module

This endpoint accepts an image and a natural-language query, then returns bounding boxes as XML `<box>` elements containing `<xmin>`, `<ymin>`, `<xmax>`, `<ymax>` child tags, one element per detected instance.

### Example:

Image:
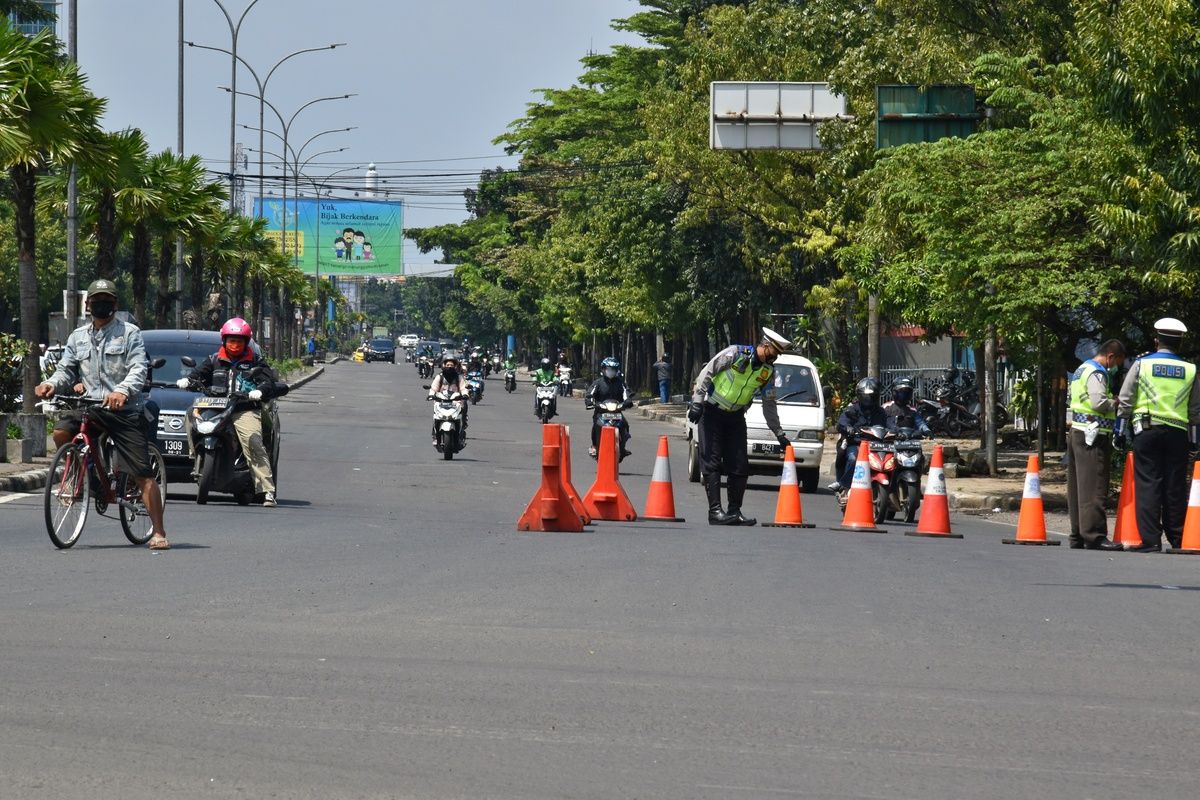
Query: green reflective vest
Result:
<box><xmin>710</xmin><ymin>350</ymin><xmax>773</xmax><ymax>412</ymax></box>
<box><xmin>1132</xmin><ymin>354</ymin><xmax>1196</xmax><ymax>430</ymax></box>
<box><xmin>1069</xmin><ymin>359</ymin><xmax>1115</xmax><ymax>432</ymax></box>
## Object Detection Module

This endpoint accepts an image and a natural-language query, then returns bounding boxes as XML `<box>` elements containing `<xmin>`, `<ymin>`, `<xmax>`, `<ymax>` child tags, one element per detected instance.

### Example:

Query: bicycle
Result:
<box><xmin>43</xmin><ymin>396</ymin><xmax>167</xmax><ymax>549</ymax></box>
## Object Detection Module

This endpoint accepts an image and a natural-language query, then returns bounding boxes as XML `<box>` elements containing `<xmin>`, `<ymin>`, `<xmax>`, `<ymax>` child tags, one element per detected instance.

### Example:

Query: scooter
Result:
<box><xmin>836</xmin><ymin>425</ymin><xmax>896</xmax><ymax>524</ymax></box>
<box><xmin>888</xmin><ymin>427</ymin><xmax>925</xmax><ymax>522</ymax></box>
<box><xmin>425</xmin><ymin>385</ymin><xmax>466</xmax><ymax>460</ymax></box>
<box><xmin>491</xmin><ymin>354</ymin><xmax>503</xmax><ymax>375</ymax></box>
<box><xmin>586</xmin><ymin>398</ymin><xmax>631</xmax><ymax>460</ymax></box>
<box><xmin>404</xmin><ymin>349</ymin><xmax>414</xmax><ymax>363</ymax></box>
<box><xmin>180</xmin><ymin>362</ymin><xmax>282</xmax><ymax>506</ymax></box>
<box><xmin>557</xmin><ymin>366</ymin><xmax>573</xmax><ymax>397</ymax></box>
<box><xmin>504</xmin><ymin>369</ymin><xmax>517</xmax><ymax>393</ymax></box>
<box><xmin>465</xmin><ymin>370</ymin><xmax>485</xmax><ymax>404</ymax></box>
<box><xmin>417</xmin><ymin>356</ymin><xmax>433</xmax><ymax>380</ymax></box>
<box><xmin>535</xmin><ymin>381</ymin><xmax>558</xmax><ymax>423</ymax></box>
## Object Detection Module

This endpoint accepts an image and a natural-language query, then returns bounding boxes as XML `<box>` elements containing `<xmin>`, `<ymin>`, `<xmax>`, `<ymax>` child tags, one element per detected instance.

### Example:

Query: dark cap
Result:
<box><xmin>86</xmin><ymin>279</ymin><xmax>118</xmax><ymax>299</ymax></box>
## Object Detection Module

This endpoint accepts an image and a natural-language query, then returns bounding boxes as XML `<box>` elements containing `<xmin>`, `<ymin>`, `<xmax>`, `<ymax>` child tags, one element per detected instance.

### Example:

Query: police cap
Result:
<box><xmin>1154</xmin><ymin>317</ymin><xmax>1187</xmax><ymax>337</ymax></box>
<box><xmin>760</xmin><ymin>327</ymin><xmax>793</xmax><ymax>353</ymax></box>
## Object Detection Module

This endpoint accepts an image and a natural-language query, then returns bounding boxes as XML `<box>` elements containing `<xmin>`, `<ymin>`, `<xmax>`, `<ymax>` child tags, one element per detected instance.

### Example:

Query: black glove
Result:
<box><xmin>776</xmin><ymin>432</ymin><xmax>790</xmax><ymax>450</ymax></box>
<box><xmin>687</xmin><ymin>402</ymin><xmax>704</xmax><ymax>424</ymax></box>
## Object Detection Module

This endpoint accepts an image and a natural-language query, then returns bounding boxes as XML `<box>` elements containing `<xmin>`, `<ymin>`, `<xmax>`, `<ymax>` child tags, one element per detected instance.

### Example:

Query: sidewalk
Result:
<box><xmin>632</xmin><ymin>400</ymin><xmax>1069</xmax><ymax>512</ymax></box>
<box><xmin>0</xmin><ymin>364</ymin><xmax>327</xmax><ymax>493</ymax></box>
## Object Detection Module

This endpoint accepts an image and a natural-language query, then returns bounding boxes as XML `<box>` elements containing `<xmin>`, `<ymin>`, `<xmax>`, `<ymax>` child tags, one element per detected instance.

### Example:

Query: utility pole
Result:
<box><xmin>176</xmin><ymin>0</ymin><xmax>185</xmax><ymax>327</ymax></box>
<box><xmin>65</xmin><ymin>0</ymin><xmax>79</xmax><ymax>331</ymax></box>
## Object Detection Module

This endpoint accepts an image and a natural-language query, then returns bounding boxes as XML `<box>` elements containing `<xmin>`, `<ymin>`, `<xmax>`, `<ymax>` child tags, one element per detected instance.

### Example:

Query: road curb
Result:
<box><xmin>288</xmin><ymin>366</ymin><xmax>325</xmax><ymax>390</ymax></box>
<box><xmin>0</xmin><ymin>466</ymin><xmax>48</xmax><ymax>493</ymax></box>
<box><xmin>950</xmin><ymin>489</ymin><xmax>1068</xmax><ymax>512</ymax></box>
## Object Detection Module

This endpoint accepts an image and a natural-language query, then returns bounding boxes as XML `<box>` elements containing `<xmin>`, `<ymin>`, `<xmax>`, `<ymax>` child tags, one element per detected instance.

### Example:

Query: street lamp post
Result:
<box><xmin>207</xmin><ymin>0</ymin><xmax>262</xmax><ymax>214</ymax></box>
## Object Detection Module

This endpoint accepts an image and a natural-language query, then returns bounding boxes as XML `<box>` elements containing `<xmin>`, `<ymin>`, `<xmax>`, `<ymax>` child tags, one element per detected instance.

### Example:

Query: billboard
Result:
<box><xmin>253</xmin><ymin>196</ymin><xmax>404</xmax><ymax>276</ymax></box>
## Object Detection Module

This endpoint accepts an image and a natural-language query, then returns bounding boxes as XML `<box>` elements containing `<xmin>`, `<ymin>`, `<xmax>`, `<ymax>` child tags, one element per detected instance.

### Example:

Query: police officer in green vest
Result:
<box><xmin>1066</xmin><ymin>339</ymin><xmax>1127</xmax><ymax>550</ymax></box>
<box><xmin>1117</xmin><ymin>318</ymin><xmax>1200</xmax><ymax>551</ymax></box>
<box><xmin>688</xmin><ymin>328</ymin><xmax>792</xmax><ymax>525</ymax></box>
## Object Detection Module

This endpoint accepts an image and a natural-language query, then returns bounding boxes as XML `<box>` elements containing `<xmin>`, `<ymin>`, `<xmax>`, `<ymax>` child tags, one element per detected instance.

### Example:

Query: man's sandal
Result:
<box><xmin>148</xmin><ymin>535</ymin><xmax>170</xmax><ymax>550</ymax></box>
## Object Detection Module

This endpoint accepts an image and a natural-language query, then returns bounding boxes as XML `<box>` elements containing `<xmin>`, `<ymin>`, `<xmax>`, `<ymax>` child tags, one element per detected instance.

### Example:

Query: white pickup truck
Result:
<box><xmin>685</xmin><ymin>353</ymin><xmax>826</xmax><ymax>492</ymax></box>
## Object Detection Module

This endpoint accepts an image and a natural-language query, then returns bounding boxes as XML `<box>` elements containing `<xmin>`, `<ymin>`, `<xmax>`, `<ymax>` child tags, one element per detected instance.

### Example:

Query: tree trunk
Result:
<box><xmin>12</xmin><ymin>164</ymin><xmax>41</xmax><ymax>413</ymax></box>
<box><xmin>154</xmin><ymin>235</ymin><xmax>174</xmax><ymax>328</ymax></box>
<box><xmin>190</xmin><ymin>244</ymin><xmax>205</xmax><ymax>321</ymax></box>
<box><xmin>233</xmin><ymin>262</ymin><xmax>247</xmax><ymax>320</ymax></box>
<box><xmin>130</xmin><ymin>221</ymin><xmax>151</xmax><ymax>326</ymax></box>
<box><xmin>95</xmin><ymin>189</ymin><xmax>117</xmax><ymax>279</ymax></box>
<box><xmin>984</xmin><ymin>327</ymin><xmax>998</xmax><ymax>477</ymax></box>
<box><xmin>251</xmin><ymin>277</ymin><xmax>264</xmax><ymax>344</ymax></box>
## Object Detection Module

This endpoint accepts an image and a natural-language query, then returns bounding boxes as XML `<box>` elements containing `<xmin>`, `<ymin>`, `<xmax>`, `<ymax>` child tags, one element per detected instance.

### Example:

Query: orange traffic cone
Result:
<box><xmin>763</xmin><ymin>444</ymin><xmax>814</xmax><ymax>528</ymax></box>
<box><xmin>518</xmin><ymin>424</ymin><xmax>585</xmax><ymax>532</ymax></box>
<box><xmin>833</xmin><ymin>441</ymin><xmax>887</xmax><ymax>533</ymax></box>
<box><xmin>1002</xmin><ymin>455</ymin><xmax>1061</xmax><ymax>546</ymax></box>
<box><xmin>906</xmin><ymin>445</ymin><xmax>961</xmax><ymax>539</ymax></box>
<box><xmin>560</xmin><ymin>426</ymin><xmax>592</xmax><ymax>526</ymax></box>
<box><xmin>584</xmin><ymin>426</ymin><xmax>638</xmax><ymax>521</ymax></box>
<box><xmin>643</xmin><ymin>436</ymin><xmax>685</xmax><ymax>522</ymax></box>
<box><xmin>1166</xmin><ymin>461</ymin><xmax>1200</xmax><ymax>555</ymax></box>
<box><xmin>1112</xmin><ymin>450</ymin><xmax>1140</xmax><ymax>549</ymax></box>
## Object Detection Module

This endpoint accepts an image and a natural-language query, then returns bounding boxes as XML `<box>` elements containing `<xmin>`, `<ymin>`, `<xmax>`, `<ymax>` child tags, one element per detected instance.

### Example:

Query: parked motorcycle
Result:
<box><xmin>504</xmin><ymin>369</ymin><xmax>517</xmax><ymax>393</ymax></box>
<box><xmin>465</xmin><ymin>370</ymin><xmax>485</xmax><ymax>404</ymax></box>
<box><xmin>425</xmin><ymin>385</ymin><xmax>466</xmax><ymax>460</ymax></box>
<box><xmin>180</xmin><ymin>360</ymin><xmax>282</xmax><ymax>506</ymax></box>
<box><xmin>557</xmin><ymin>365</ymin><xmax>573</xmax><ymax>397</ymax></box>
<box><xmin>535</xmin><ymin>381</ymin><xmax>558</xmax><ymax>423</ymax></box>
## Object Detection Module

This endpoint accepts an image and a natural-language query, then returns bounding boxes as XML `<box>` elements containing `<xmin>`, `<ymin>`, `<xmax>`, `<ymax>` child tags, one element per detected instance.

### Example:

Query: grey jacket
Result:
<box><xmin>45</xmin><ymin>319</ymin><xmax>148</xmax><ymax>411</ymax></box>
<box><xmin>652</xmin><ymin>359</ymin><xmax>672</xmax><ymax>382</ymax></box>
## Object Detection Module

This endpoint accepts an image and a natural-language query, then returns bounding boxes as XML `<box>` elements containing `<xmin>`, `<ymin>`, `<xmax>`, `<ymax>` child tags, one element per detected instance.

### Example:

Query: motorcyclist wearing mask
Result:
<box><xmin>428</xmin><ymin>354</ymin><xmax>469</xmax><ymax>440</ymax></box>
<box><xmin>585</xmin><ymin>356</ymin><xmax>634</xmax><ymax>458</ymax></box>
<box><xmin>37</xmin><ymin>279</ymin><xmax>171</xmax><ymax>549</ymax></box>
<box><xmin>180</xmin><ymin>318</ymin><xmax>288</xmax><ymax>507</ymax></box>
<box><xmin>884</xmin><ymin>376</ymin><xmax>931</xmax><ymax>437</ymax></box>
<box><xmin>830</xmin><ymin>377</ymin><xmax>890</xmax><ymax>498</ymax></box>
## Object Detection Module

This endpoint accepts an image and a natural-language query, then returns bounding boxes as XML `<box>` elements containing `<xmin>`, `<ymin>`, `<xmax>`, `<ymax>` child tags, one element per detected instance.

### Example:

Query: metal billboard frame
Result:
<box><xmin>710</xmin><ymin>81</ymin><xmax>848</xmax><ymax>151</ymax></box>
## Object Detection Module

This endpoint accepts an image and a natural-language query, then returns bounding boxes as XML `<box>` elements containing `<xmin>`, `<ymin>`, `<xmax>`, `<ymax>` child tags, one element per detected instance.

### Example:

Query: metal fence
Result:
<box><xmin>878</xmin><ymin>365</ymin><xmax>1013</xmax><ymax>405</ymax></box>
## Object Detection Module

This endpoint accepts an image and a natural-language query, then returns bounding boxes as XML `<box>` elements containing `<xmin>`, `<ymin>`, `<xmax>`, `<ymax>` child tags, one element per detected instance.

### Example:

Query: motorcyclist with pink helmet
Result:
<box><xmin>178</xmin><ymin>318</ymin><xmax>288</xmax><ymax>507</ymax></box>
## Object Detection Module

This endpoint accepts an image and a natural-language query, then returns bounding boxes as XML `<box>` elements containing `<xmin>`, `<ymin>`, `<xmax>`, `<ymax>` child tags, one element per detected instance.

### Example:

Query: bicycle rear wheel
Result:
<box><xmin>119</xmin><ymin>446</ymin><xmax>166</xmax><ymax>545</ymax></box>
<box><xmin>45</xmin><ymin>443</ymin><xmax>90</xmax><ymax>549</ymax></box>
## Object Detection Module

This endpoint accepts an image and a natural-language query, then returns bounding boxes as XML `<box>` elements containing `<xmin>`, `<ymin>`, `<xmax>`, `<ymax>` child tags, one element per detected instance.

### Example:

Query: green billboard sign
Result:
<box><xmin>254</xmin><ymin>197</ymin><xmax>404</xmax><ymax>276</ymax></box>
<box><xmin>876</xmin><ymin>84</ymin><xmax>978</xmax><ymax>149</ymax></box>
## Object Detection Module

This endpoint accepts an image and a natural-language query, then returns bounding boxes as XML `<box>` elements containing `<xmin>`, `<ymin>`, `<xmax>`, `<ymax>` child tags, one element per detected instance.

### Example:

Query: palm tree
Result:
<box><xmin>0</xmin><ymin>25</ymin><xmax>105</xmax><ymax>411</ymax></box>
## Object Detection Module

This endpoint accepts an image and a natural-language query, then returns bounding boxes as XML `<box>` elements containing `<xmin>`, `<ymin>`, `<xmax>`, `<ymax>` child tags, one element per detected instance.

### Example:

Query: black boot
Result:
<box><xmin>706</xmin><ymin>477</ymin><xmax>736</xmax><ymax>525</ymax></box>
<box><xmin>725</xmin><ymin>474</ymin><xmax>757</xmax><ymax>526</ymax></box>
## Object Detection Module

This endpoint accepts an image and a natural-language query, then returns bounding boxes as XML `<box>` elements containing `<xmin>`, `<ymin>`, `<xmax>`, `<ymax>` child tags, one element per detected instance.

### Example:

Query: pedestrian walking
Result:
<box><xmin>652</xmin><ymin>352</ymin><xmax>672</xmax><ymax>404</ymax></box>
<box><xmin>1066</xmin><ymin>339</ymin><xmax>1127</xmax><ymax>550</ymax></box>
<box><xmin>1117</xmin><ymin>318</ymin><xmax>1200</xmax><ymax>552</ymax></box>
<box><xmin>689</xmin><ymin>328</ymin><xmax>792</xmax><ymax>526</ymax></box>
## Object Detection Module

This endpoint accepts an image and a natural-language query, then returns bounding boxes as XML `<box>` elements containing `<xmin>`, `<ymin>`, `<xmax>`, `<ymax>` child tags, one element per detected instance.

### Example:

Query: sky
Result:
<box><xmin>72</xmin><ymin>0</ymin><xmax>644</xmax><ymax>274</ymax></box>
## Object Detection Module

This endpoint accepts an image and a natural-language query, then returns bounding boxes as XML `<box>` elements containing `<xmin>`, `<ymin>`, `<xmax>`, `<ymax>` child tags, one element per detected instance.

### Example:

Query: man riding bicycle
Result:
<box><xmin>35</xmin><ymin>279</ymin><xmax>170</xmax><ymax>550</ymax></box>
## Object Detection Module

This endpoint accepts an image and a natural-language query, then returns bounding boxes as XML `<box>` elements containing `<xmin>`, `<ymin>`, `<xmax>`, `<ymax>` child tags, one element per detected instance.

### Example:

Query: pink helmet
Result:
<box><xmin>220</xmin><ymin>317</ymin><xmax>253</xmax><ymax>340</ymax></box>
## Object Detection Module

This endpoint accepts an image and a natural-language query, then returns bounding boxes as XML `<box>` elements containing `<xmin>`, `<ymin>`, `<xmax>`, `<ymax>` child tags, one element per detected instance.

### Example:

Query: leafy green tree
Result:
<box><xmin>0</xmin><ymin>24</ymin><xmax>104</xmax><ymax>410</ymax></box>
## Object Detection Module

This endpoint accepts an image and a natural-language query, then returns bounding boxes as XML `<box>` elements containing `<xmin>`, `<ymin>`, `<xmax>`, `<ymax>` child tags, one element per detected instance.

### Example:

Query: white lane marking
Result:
<box><xmin>0</xmin><ymin>493</ymin><xmax>35</xmax><ymax>504</ymax></box>
<box><xmin>976</xmin><ymin>517</ymin><xmax>1070</xmax><ymax>538</ymax></box>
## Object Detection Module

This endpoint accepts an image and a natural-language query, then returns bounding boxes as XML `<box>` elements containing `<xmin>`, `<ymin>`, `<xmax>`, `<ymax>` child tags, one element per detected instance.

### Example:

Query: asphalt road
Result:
<box><xmin>2</xmin><ymin>361</ymin><xmax>1199</xmax><ymax>799</ymax></box>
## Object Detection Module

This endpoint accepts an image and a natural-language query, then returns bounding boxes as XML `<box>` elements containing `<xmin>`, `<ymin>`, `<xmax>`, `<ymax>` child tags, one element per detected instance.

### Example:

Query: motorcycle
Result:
<box><xmin>535</xmin><ymin>381</ymin><xmax>558</xmax><ymax>423</ymax></box>
<box><xmin>465</xmin><ymin>370</ymin><xmax>485</xmax><ymax>404</ymax></box>
<box><xmin>504</xmin><ymin>369</ymin><xmax>517</xmax><ymax>393</ymax></box>
<box><xmin>491</xmin><ymin>354</ymin><xmax>503</xmax><ymax>375</ymax></box>
<box><xmin>416</xmin><ymin>356</ymin><xmax>433</xmax><ymax>380</ymax></box>
<box><xmin>888</xmin><ymin>427</ymin><xmax>926</xmax><ymax>522</ymax></box>
<box><xmin>557</xmin><ymin>366</ymin><xmax>573</xmax><ymax>397</ymax></box>
<box><xmin>179</xmin><ymin>360</ymin><xmax>282</xmax><ymax>506</ymax></box>
<box><xmin>586</xmin><ymin>398</ymin><xmax>631</xmax><ymax>460</ymax></box>
<box><xmin>837</xmin><ymin>425</ymin><xmax>896</xmax><ymax>524</ymax></box>
<box><xmin>425</xmin><ymin>385</ymin><xmax>466</xmax><ymax>460</ymax></box>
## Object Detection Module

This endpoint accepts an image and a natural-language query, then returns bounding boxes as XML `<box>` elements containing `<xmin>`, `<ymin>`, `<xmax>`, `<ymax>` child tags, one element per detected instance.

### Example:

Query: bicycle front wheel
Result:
<box><xmin>45</xmin><ymin>443</ymin><xmax>90</xmax><ymax>549</ymax></box>
<box><xmin>120</xmin><ymin>446</ymin><xmax>166</xmax><ymax>545</ymax></box>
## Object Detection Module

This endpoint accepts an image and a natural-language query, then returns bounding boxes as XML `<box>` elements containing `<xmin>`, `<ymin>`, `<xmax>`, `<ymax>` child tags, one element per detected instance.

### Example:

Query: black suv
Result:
<box><xmin>142</xmin><ymin>329</ymin><xmax>279</xmax><ymax>483</ymax></box>
<box><xmin>364</xmin><ymin>337</ymin><xmax>396</xmax><ymax>363</ymax></box>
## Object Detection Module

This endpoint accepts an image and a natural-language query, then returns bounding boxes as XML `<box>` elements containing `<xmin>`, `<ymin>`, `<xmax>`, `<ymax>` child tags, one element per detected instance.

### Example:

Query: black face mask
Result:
<box><xmin>90</xmin><ymin>299</ymin><xmax>116</xmax><ymax>320</ymax></box>
<box><xmin>442</xmin><ymin>367</ymin><xmax>458</xmax><ymax>380</ymax></box>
